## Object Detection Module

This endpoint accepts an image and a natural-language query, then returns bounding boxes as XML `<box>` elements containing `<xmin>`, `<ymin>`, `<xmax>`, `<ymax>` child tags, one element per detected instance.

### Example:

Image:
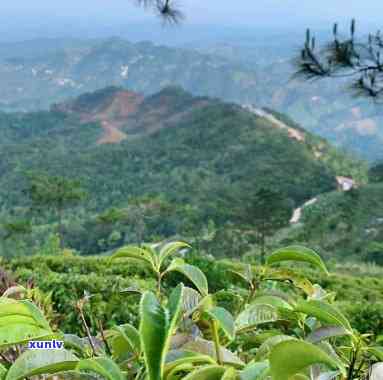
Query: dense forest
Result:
<box><xmin>0</xmin><ymin>37</ymin><xmax>382</xmax><ymax>161</ymax></box>
<box><xmin>0</xmin><ymin>86</ymin><xmax>368</xmax><ymax>259</ymax></box>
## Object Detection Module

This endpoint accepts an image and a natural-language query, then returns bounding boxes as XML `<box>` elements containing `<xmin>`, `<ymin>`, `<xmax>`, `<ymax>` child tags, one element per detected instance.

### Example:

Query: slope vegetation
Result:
<box><xmin>0</xmin><ymin>86</ymin><xmax>367</xmax><ymax>256</ymax></box>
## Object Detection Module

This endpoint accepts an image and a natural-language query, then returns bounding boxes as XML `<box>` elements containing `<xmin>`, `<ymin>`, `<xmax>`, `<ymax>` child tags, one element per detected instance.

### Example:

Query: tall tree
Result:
<box><xmin>236</xmin><ymin>188</ymin><xmax>293</xmax><ymax>264</ymax></box>
<box><xmin>369</xmin><ymin>162</ymin><xmax>383</xmax><ymax>183</ymax></box>
<box><xmin>25</xmin><ymin>174</ymin><xmax>87</xmax><ymax>248</ymax></box>
<box><xmin>296</xmin><ymin>20</ymin><xmax>383</xmax><ymax>99</ymax></box>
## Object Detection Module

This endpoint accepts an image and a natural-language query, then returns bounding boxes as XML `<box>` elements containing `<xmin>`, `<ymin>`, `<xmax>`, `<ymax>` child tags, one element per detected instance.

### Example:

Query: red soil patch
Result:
<box><xmin>111</xmin><ymin>91</ymin><xmax>144</xmax><ymax>118</ymax></box>
<box><xmin>97</xmin><ymin>120</ymin><xmax>127</xmax><ymax>144</ymax></box>
<box><xmin>64</xmin><ymin>90</ymin><xmax>143</xmax><ymax>144</ymax></box>
<box><xmin>95</xmin><ymin>90</ymin><xmax>144</xmax><ymax>144</ymax></box>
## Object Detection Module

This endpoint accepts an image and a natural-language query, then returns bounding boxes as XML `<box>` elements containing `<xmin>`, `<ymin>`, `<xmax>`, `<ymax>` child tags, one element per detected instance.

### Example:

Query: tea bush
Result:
<box><xmin>1</xmin><ymin>243</ymin><xmax>383</xmax><ymax>380</ymax></box>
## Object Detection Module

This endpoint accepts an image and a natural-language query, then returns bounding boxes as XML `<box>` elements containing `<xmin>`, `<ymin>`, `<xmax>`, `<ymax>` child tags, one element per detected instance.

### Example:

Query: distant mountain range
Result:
<box><xmin>0</xmin><ymin>37</ymin><xmax>382</xmax><ymax>161</ymax></box>
<box><xmin>0</xmin><ymin>37</ymin><xmax>258</xmax><ymax>111</ymax></box>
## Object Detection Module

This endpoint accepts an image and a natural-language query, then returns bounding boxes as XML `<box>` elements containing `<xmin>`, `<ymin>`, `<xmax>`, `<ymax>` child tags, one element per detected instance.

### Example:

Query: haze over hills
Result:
<box><xmin>0</xmin><ymin>37</ymin><xmax>382</xmax><ymax>161</ymax></box>
<box><xmin>0</xmin><ymin>38</ymin><xmax>258</xmax><ymax>111</ymax></box>
<box><xmin>0</xmin><ymin>86</ymin><xmax>366</xmax><ymax>256</ymax></box>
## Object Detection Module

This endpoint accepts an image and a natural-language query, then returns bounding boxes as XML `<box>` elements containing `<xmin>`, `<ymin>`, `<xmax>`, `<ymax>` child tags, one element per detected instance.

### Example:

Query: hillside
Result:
<box><xmin>194</xmin><ymin>38</ymin><xmax>383</xmax><ymax>162</ymax></box>
<box><xmin>277</xmin><ymin>182</ymin><xmax>383</xmax><ymax>264</ymax></box>
<box><xmin>0</xmin><ymin>86</ymin><xmax>366</xmax><ymax>257</ymax></box>
<box><xmin>0</xmin><ymin>37</ymin><xmax>382</xmax><ymax>161</ymax></box>
<box><xmin>258</xmin><ymin>62</ymin><xmax>383</xmax><ymax>162</ymax></box>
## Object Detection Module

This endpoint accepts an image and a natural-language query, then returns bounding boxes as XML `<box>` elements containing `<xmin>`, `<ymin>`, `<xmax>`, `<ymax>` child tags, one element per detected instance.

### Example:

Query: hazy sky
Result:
<box><xmin>0</xmin><ymin>1</ymin><xmax>381</xmax><ymax>42</ymax></box>
<box><xmin>3</xmin><ymin>0</ymin><xmax>382</xmax><ymax>25</ymax></box>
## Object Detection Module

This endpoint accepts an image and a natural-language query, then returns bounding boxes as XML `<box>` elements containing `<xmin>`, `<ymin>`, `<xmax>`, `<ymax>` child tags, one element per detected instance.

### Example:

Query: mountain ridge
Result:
<box><xmin>0</xmin><ymin>37</ymin><xmax>381</xmax><ymax>161</ymax></box>
<box><xmin>0</xmin><ymin>85</ymin><xmax>369</xmax><ymax>256</ymax></box>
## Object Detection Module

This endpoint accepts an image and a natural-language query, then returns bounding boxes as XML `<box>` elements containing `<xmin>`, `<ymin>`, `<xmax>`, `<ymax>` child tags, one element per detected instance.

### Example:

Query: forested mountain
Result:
<box><xmin>0</xmin><ymin>37</ymin><xmax>382</xmax><ymax>161</ymax></box>
<box><xmin>0</xmin><ymin>86</ymin><xmax>365</xmax><ymax>257</ymax></box>
<box><xmin>0</xmin><ymin>36</ymin><xmax>383</xmax><ymax>161</ymax></box>
<box><xmin>256</xmin><ymin>63</ymin><xmax>383</xmax><ymax>162</ymax></box>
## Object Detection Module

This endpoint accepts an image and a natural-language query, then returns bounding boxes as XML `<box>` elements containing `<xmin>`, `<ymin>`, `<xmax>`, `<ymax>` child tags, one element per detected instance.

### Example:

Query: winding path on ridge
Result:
<box><xmin>243</xmin><ymin>105</ymin><xmax>305</xmax><ymax>142</ymax></box>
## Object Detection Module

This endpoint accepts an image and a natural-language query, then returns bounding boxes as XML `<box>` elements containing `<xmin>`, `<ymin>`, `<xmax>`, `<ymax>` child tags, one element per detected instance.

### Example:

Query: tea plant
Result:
<box><xmin>0</xmin><ymin>243</ymin><xmax>382</xmax><ymax>379</ymax></box>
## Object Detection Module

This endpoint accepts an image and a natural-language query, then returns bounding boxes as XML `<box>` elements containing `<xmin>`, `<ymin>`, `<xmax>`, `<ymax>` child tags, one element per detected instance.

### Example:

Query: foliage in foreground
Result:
<box><xmin>4</xmin><ymin>252</ymin><xmax>383</xmax><ymax>337</ymax></box>
<box><xmin>0</xmin><ymin>243</ymin><xmax>383</xmax><ymax>379</ymax></box>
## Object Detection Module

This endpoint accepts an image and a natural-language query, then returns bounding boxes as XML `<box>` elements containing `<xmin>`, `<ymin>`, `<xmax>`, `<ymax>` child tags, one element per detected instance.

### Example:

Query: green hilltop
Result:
<box><xmin>0</xmin><ymin>86</ymin><xmax>367</xmax><ymax>259</ymax></box>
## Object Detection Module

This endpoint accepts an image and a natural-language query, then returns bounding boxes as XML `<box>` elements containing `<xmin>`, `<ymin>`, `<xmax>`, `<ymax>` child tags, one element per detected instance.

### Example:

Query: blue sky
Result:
<box><xmin>3</xmin><ymin>0</ymin><xmax>383</xmax><ymax>27</ymax></box>
<box><xmin>0</xmin><ymin>1</ymin><xmax>381</xmax><ymax>42</ymax></box>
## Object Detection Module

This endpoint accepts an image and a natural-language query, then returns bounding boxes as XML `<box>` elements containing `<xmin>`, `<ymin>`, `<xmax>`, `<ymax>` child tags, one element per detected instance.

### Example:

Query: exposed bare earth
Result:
<box><xmin>97</xmin><ymin>120</ymin><xmax>128</xmax><ymax>144</ymax></box>
<box><xmin>243</xmin><ymin>105</ymin><xmax>305</xmax><ymax>142</ymax></box>
<box><xmin>72</xmin><ymin>90</ymin><xmax>144</xmax><ymax>144</ymax></box>
<box><xmin>55</xmin><ymin>89</ymin><xmax>211</xmax><ymax>145</ymax></box>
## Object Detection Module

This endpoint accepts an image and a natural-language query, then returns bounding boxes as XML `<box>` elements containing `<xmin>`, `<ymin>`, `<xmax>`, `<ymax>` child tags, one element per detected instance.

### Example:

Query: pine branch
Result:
<box><xmin>295</xmin><ymin>20</ymin><xmax>383</xmax><ymax>99</ymax></box>
<box><xmin>134</xmin><ymin>0</ymin><xmax>184</xmax><ymax>23</ymax></box>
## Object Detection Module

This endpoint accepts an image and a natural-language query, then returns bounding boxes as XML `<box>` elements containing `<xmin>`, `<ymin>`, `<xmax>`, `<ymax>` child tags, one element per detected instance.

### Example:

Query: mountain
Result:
<box><xmin>0</xmin><ymin>37</ymin><xmax>258</xmax><ymax>112</ymax></box>
<box><xmin>0</xmin><ymin>86</ymin><xmax>366</xmax><ymax>257</ymax></box>
<box><xmin>275</xmin><ymin>162</ymin><xmax>383</xmax><ymax>264</ymax></box>
<box><xmin>279</xmin><ymin>182</ymin><xmax>383</xmax><ymax>264</ymax></box>
<box><xmin>256</xmin><ymin>63</ymin><xmax>383</xmax><ymax>162</ymax></box>
<box><xmin>0</xmin><ymin>37</ymin><xmax>382</xmax><ymax>162</ymax></box>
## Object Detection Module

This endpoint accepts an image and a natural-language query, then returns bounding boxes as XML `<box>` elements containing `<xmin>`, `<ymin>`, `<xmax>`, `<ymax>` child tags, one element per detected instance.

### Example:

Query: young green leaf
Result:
<box><xmin>166</xmin><ymin>259</ymin><xmax>208</xmax><ymax>296</ymax></box>
<box><xmin>0</xmin><ymin>298</ymin><xmax>50</xmax><ymax>329</ymax></box>
<box><xmin>269</xmin><ymin>340</ymin><xmax>345</xmax><ymax>380</ymax></box>
<box><xmin>182</xmin><ymin>339</ymin><xmax>243</xmax><ymax>366</ymax></box>
<box><xmin>266</xmin><ymin>246</ymin><xmax>329</xmax><ymax>274</ymax></box>
<box><xmin>76</xmin><ymin>357</ymin><xmax>125</xmax><ymax>380</ymax></box>
<box><xmin>140</xmin><ymin>284</ymin><xmax>184</xmax><ymax>380</ymax></box>
<box><xmin>182</xmin><ymin>365</ymin><xmax>226</xmax><ymax>380</ymax></box>
<box><xmin>110</xmin><ymin>246</ymin><xmax>155</xmax><ymax>272</ymax></box>
<box><xmin>0</xmin><ymin>364</ymin><xmax>6</xmax><ymax>380</ymax></box>
<box><xmin>140</xmin><ymin>291</ymin><xmax>169</xmax><ymax>380</ymax></box>
<box><xmin>229</xmin><ymin>265</ymin><xmax>253</xmax><ymax>287</ymax></box>
<box><xmin>222</xmin><ymin>367</ymin><xmax>239</xmax><ymax>380</ymax></box>
<box><xmin>164</xmin><ymin>351</ymin><xmax>215</xmax><ymax>378</ymax></box>
<box><xmin>166</xmin><ymin>284</ymin><xmax>185</xmax><ymax>351</ymax></box>
<box><xmin>0</xmin><ymin>298</ymin><xmax>53</xmax><ymax>347</ymax></box>
<box><xmin>63</xmin><ymin>334</ymin><xmax>90</xmax><ymax>355</ymax></box>
<box><xmin>239</xmin><ymin>361</ymin><xmax>269</xmax><ymax>380</ymax></box>
<box><xmin>252</xmin><ymin>295</ymin><xmax>293</xmax><ymax>310</ymax></box>
<box><xmin>6</xmin><ymin>350</ymin><xmax>78</xmax><ymax>380</ymax></box>
<box><xmin>181</xmin><ymin>287</ymin><xmax>202</xmax><ymax>318</ymax></box>
<box><xmin>367</xmin><ymin>346</ymin><xmax>383</xmax><ymax>361</ymax></box>
<box><xmin>265</xmin><ymin>269</ymin><xmax>315</xmax><ymax>296</ymax></box>
<box><xmin>204</xmin><ymin>307</ymin><xmax>235</xmax><ymax>341</ymax></box>
<box><xmin>236</xmin><ymin>304</ymin><xmax>279</xmax><ymax>333</ymax></box>
<box><xmin>306</xmin><ymin>326</ymin><xmax>350</xmax><ymax>344</ymax></box>
<box><xmin>158</xmin><ymin>241</ymin><xmax>191</xmax><ymax>269</ymax></box>
<box><xmin>255</xmin><ymin>335</ymin><xmax>296</xmax><ymax>360</ymax></box>
<box><xmin>295</xmin><ymin>300</ymin><xmax>352</xmax><ymax>331</ymax></box>
<box><xmin>109</xmin><ymin>323</ymin><xmax>141</xmax><ymax>358</ymax></box>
